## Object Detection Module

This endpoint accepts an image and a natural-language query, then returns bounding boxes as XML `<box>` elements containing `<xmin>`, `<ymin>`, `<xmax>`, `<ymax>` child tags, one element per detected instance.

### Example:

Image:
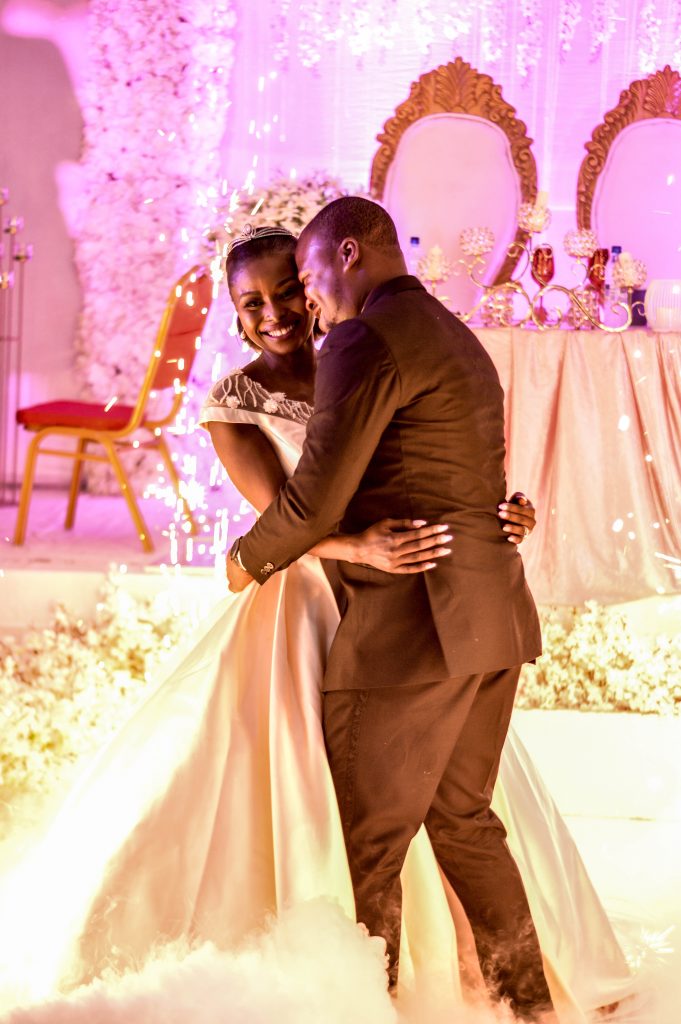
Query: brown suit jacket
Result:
<box><xmin>239</xmin><ymin>276</ymin><xmax>541</xmax><ymax>690</ymax></box>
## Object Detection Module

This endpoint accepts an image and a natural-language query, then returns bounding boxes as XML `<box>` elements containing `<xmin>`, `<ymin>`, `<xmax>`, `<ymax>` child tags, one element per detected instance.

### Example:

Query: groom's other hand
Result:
<box><xmin>498</xmin><ymin>492</ymin><xmax>536</xmax><ymax>544</ymax></box>
<box><xmin>354</xmin><ymin>519</ymin><xmax>452</xmax><ymax>573</ymax></box>
<box><xmin>226</xmin><ymin>538</ymin><xmax>255</xmax><ymax>592</ymax></box>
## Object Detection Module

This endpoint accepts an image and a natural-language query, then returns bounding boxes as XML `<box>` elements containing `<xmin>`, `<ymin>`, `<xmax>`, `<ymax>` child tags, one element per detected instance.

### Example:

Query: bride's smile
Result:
<box><xmin>231</xmin><ymin>252</ymin><xmax>313</xmax><ymax>358</ymax></box>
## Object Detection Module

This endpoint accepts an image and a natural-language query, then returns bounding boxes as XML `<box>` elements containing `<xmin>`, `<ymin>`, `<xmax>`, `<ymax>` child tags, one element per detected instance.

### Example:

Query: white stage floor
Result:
<box><xmin>0</xmin><ymin>488</ymin><xmax>245</xmax><ymax>630</ymax></box>
<box><xmin>0</xmin><ymin>486</ymin><xmax>249</xmax><ymax>573</ymax></box>
<box><xmin>514</xmin><ymin>711</ymin><xmax>681</xmax><ymax>952</ymax></box>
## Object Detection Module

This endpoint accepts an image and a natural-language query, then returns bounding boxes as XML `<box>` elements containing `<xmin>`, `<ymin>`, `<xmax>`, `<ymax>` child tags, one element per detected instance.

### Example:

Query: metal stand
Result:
<box><xmin>0</xmin><ymin>189</ymin><xmax>32</xmax><ymax>506</ymax></box>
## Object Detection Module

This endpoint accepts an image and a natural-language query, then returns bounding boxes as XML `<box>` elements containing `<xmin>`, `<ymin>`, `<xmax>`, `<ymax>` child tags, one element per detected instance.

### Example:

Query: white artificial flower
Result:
<box><xmin>63</xmin><ymin>0</ymin><xmax>237</xmax><ymax>491</ymax></box>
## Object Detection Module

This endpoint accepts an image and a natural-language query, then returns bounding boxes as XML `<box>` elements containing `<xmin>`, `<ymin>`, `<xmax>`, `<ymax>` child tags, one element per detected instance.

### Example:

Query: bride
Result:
<box><xmin>0</xmin><ymin>226</ymin><xmax>633</xmax><ymax>1022</ymax></box>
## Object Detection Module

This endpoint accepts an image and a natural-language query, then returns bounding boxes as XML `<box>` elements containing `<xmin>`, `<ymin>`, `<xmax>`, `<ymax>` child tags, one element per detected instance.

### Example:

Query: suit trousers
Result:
<box><xmin>322</xmin><ymin>667</ymin><xmax>553</xmax><ymax>1018</ymax></box>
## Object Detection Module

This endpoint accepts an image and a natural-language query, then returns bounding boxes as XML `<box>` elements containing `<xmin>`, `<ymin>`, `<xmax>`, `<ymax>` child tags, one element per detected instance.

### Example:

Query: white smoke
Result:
<box><xmin>2</xmin><ymin>901</ymin><xmax>395</xmax><ymax>1024</ymax></box>
<box><xmin>1</xmin><ymin>900</ymin><xmax>678</xmax><ymax>1024</ymax></box>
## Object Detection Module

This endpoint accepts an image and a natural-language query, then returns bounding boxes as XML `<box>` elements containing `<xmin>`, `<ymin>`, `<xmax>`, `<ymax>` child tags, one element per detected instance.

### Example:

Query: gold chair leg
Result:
<box><xmin>104</xmin><ymin>442</ymin><xmax>154</xmax><ymax>553</ymax></box>
<box><xmin>13</xmin><ymin>431</ymin><xmax>43</xmax><ymax>545</ymax></box>
<box><xmin>156</xmin><ymin>434</ymin><xmax>198</xmax><ymax>535</ymax></box>
<box><xmin>65</xmin><ymin>438</ymin><xmax>87</xmax><ymax>530</ymax></box>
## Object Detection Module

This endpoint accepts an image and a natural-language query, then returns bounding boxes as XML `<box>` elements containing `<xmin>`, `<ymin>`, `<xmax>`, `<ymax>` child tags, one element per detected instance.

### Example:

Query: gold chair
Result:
<box><xmin>576</xmin><ymin>65</ymin><xmax>681</xmax><ymax>281</ymax></box>
<box><xmin>14</xmin><ymin>264</ymin><xmax>213</xmax><ymax>552</ymax></box>
<box><xmin>370</xmin><ymin>57</ymin><xmax>538</xmax><ymax>307</ymax></box>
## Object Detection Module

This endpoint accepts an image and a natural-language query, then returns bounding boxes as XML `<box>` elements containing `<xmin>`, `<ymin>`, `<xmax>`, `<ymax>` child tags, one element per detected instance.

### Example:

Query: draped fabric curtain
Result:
<box><xmin>477</xmin><ymin>327</ymin><xmax>681</xmax><ymax>605</ymax></box>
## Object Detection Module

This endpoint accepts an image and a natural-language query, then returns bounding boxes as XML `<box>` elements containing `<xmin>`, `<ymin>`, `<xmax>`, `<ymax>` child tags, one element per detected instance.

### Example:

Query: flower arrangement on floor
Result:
<box><xmin>1</xmin><ymin>584</ymin><xmax>680</xmax><ymax>819</ymax></box>
<box><xmin>518</xmin><ymin>601</ymin><xmax>681</xmax><ymax>715</ymax></box>
<box><xmin>0</xmin><ymin>581</ymin><xmax>185</xmax><ymax>817</ymax></box>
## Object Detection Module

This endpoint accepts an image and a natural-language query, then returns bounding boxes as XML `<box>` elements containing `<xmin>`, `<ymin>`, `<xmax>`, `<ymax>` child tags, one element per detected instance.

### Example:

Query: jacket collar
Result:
<box><xmin>361</xmin><ymin>275</ymin><xmax>426</xmax><ymax>314</ymax></box>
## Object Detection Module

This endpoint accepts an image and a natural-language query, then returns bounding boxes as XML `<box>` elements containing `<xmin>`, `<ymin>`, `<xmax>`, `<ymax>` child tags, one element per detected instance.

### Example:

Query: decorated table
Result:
<box><xmin>473</xmin><ymin>327</ymin><xmax>681</xmax><ymax>606</ymax></box>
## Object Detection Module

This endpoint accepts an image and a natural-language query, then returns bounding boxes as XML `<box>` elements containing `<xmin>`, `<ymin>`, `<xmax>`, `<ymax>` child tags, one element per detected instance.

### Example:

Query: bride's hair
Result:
<box><xmin>225</xmin><ymin>227</ymin><xmax>298</xmax><ymax>290</ymax></box>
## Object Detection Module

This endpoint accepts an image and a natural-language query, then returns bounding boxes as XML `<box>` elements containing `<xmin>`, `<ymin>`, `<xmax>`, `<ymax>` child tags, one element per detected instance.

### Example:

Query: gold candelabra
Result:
<box><xmin>437</xmin><ymin>213</ymin><xmax>647</xmax><ymax>333</ymax></box>
<box><xmin>457</xmin><ymin>241</ymin><xmax>644</xmax><ymax>333</ymax></box>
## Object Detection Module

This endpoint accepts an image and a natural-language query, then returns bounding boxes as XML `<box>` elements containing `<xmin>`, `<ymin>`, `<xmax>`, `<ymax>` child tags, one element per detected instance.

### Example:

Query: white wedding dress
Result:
<box><xmin>0</xmin><ymin>372</ymin><xmax>635</xmax><ymax>1023</ymax></box>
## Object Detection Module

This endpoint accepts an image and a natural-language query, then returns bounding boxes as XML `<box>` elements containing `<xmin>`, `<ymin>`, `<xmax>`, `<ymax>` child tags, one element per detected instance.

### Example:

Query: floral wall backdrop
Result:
<box><xmin>65</xmin><ymin>0</ymin><xmax>237</xmax><ymax>490</ymax></box>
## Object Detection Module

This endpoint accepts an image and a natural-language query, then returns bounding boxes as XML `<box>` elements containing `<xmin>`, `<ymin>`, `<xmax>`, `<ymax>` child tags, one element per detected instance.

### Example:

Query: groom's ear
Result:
<box><xmin>338</xmin><ymin>236</ymin><xmax>360</xmax><ymax>271</ymax></box>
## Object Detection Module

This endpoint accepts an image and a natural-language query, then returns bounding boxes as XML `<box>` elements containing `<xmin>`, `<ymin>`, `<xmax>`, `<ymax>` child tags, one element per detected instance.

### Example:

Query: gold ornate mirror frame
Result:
<box><xmin>577</xmin><ymin>64</ymin><xmax>681</xmax><ymax>229</ymax></box>
<box><xmin>369</xmin><ymin>58</ymin><xmax>538</xmax><ymax>285</ymax></box>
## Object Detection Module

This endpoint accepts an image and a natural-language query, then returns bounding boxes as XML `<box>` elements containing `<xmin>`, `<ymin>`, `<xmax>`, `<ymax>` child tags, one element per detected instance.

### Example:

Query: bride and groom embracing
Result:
<box><xmin>218</xmin><ymin>198</ymin><xmax>631</xmax><ymax>1020</ymax></box>
<box><xmin>0</xmin><ymin>199</ymin><xmax>633</xmax><ymax>1022</ymax></box>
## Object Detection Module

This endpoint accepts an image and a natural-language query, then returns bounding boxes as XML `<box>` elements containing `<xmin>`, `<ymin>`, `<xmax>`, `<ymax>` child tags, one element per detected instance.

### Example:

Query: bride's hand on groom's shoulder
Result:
<box><xmin>498</xmin><ymin>492</ymin><xmax>536</xmax><ymax>544</ymax></box>
<box><xmin>353</xmin><ymin>519</ymin><xmax>452</xmax><ymax>574</ymax></box>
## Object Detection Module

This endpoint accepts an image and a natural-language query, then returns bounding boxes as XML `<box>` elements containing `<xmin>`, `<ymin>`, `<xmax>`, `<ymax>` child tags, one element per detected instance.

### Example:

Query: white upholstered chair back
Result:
<box><xmin>382</xmin><ymin>114</ymin><xmax>522</xmax><ymax>313</ymax></box>
<box><xmin>578</xmin><ymin>66</ymin><xmax>681</xmax><ymax>280</ymax></box>
<box><xmin>371</xmin><ymin>59</ymin><xmax>538</xmax><ymax>315</ymax></box>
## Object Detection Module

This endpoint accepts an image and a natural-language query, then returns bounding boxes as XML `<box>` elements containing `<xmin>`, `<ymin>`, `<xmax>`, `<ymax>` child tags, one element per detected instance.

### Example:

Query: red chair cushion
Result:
<box><xmin>16</xmin><ymin>400</ymin><xmax>138</xmax><ymax>432</ymax></box>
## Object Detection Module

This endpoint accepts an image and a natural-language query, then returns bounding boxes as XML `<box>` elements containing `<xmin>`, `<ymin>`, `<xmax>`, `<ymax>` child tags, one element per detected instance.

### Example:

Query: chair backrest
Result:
<box><xmin>370</xmin><ymin>59</ymin><xmax>537</xmax><ymax>314</ymax></box>
<box><xmin>577</xmin><ymin>66</ymin><xmax>681</xmax><ymax>280</ymax></box>
<box><xmin>132</xmin><ymin>265</ymin><xmax>214</xmax><ymax>431</ymax></box>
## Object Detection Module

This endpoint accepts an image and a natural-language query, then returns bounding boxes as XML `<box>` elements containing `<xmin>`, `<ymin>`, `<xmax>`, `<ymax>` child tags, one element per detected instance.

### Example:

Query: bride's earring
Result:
<box><xmin>236</xmin><ymin>318</ymin><xmax>247</xmax><ymax>341</ymax></box>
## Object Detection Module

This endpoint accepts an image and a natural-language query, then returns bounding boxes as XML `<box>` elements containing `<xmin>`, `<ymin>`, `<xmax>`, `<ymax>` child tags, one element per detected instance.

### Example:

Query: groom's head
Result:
<box><xmin>296</xmin><ymin>197</ymin><xmax>407</xmax><ymax>333</ymax></box>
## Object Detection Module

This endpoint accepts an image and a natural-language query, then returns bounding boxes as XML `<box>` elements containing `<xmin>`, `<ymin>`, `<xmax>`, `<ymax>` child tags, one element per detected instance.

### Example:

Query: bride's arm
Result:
<box><xmin>206</xmin><ymin>421</ymin><xmax>287</xmax><ymax>515</ymax></box>
<box><xmin>207</xmin><ymin>421</ymin><xmax>448</xmax><ymax>571</ymax></box>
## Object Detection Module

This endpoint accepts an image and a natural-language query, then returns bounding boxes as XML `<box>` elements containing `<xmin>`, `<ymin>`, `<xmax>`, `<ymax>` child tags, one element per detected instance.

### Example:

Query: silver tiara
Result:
<box><xmin>226</xmin><ymin>223</ymin><xmax>297</xmax><ymax>256</ymax></box>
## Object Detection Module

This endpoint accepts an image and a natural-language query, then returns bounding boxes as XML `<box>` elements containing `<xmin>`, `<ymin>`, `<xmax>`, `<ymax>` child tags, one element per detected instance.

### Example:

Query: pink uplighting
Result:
<box><xmin>1</xmin><ymin>2</ymin><xmax>680</xmax><ymax>1022</ymax></box>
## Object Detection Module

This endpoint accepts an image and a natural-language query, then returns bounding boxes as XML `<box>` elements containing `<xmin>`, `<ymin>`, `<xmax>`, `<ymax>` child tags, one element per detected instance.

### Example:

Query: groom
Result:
<box><xmin>227</xmin><ymin>197</ymin><xmax>553</xmax><ymax>1020</ymax></box>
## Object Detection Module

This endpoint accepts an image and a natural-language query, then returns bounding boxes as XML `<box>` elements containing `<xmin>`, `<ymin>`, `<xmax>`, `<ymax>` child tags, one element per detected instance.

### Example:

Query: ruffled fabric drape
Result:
<box><xmin>478</xmin><ymin>328</ymin><xmax>681</xmax><ymax>605</ymax></box>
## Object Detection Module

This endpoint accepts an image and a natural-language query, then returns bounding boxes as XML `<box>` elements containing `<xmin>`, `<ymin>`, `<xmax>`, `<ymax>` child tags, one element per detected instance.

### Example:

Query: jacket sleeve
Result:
<box><xmin>238</xmin><ymin>318</ymin><xmax>401</xmax><ymax>583</ymax></box>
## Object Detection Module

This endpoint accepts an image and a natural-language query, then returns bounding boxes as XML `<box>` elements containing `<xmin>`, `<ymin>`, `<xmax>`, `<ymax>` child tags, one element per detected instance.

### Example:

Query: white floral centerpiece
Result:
<box><xmin>612</xmin><ymin>252</ymin><xmax>647</xmax><ymax>290</ymax></box>
<box><xmin>517</xmin><ymin>192</ymin><xmax>551</xmax><ymax>234</ymax></box>
<box><xmin>459</xmin><ymin>226</ymin><xmax>495</xmax><ymax>260</ymax></box>
<box><xmin>210</xmin><ymin>172</ymin><xmax>356</xmax><ymax>253</ymax></box>
<box><xmin>563</xmin><ymin>228</ymin><xmax>598</xmax><ymax>259</ymax></box>
<box><xmin>417</xmin><ymin>245</ymin><xmax>455</xmax><ymax>298</ymax></box>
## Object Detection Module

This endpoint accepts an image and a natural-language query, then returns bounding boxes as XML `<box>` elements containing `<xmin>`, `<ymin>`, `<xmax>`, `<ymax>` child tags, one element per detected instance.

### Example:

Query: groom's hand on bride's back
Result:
<box><xmin>355</xmin><ymin>494</ymin><xmax>536</xmax><ymax>573</ymax></box>
<box><xmin>352</xmin><ymin>519</ymin><xmax>452</xmax><ymax>573</ymax></box>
